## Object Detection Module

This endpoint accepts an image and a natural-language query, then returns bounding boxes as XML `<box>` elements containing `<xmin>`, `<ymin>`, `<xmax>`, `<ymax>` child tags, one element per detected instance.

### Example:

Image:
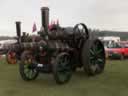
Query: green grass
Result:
<box><xmin>0</xmin><ymin>59</ymin><xmax>128</xmax><ymax>96</ymax></box>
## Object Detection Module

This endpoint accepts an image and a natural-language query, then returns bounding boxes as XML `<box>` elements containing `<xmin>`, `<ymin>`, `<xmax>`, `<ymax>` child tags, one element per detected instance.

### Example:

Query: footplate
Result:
<box><xmin>31</xmin><ymin>63</ymin><xmax>52</xmax><ymax>73</ymax></box>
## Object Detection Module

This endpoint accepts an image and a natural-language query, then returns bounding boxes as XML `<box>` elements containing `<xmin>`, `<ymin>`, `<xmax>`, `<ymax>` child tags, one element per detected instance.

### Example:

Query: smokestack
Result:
<box><xmin>15</xmin><ymin>21</ymin><xmax>21</xmax><ymax>43</ymax></box>
<box><xmin>41</xmin><ymin>7</ymin><xmax>49</xmax><ymax>34</ymax></box>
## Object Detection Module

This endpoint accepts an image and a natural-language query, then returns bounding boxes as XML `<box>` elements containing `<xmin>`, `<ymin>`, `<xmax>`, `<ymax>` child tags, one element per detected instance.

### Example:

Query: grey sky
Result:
<box><xmin>0</xmin><ymin>0</ymin><xmax>128</xmax><ymax>36</ymax></box>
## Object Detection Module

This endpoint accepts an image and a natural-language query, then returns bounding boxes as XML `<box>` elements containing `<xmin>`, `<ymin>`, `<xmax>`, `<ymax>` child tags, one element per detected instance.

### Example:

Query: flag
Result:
<box><xmin>32</xmin><ymin>23</ymin><xmax>37</xmax><ymax>32</ymax></box>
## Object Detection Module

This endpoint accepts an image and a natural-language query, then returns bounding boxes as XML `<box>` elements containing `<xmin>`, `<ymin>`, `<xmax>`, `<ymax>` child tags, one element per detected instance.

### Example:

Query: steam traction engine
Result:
<box><xmin>14</xmin><ymin>7</ymin><xmax>105</xmax><ymax>84</ymax></box>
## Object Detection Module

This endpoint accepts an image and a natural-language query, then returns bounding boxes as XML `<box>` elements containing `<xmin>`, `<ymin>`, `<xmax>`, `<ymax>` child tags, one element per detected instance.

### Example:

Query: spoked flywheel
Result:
<box><xmin>53</xmin><ymin>53</ymin><xmax>72</xmax><ymax>84</ymax></box>
<box><xmin>73</xmin><ymin>23</ymin><xmax>89</xmax><ymax>48</ymax></box>
<box><xmin>73</xmin><ymin>23</ymin><xmax>89</xmax><ymax>40</ymax></box>
<box><xmin>81</xmin><ymin>39</ymin><xmax>105</xmax><ymax>75</ymax></box>
<box><xmin>19</xmin><ymin>51</ymin><xmax>39</xmax><ymax>81</ymax></box>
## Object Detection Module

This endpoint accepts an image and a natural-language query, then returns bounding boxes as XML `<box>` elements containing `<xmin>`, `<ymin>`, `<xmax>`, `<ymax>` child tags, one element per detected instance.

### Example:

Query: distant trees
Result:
<box><xmin>0</xmin><ymin>36</ymin><xmax>14</xmax><ymax>40</ymax></box>
<box><xmin>0</xmin><ymin>29</ymin><xmax>128</xmax><ymax>41</ymax></box>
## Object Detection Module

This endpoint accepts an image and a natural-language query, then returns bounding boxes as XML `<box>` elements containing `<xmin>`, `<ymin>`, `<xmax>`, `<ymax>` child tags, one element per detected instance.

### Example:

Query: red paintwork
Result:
<box><xmin>106</xmin><ymin>47</ymin><xmax>128</xmax><ymax>57</ymax></box>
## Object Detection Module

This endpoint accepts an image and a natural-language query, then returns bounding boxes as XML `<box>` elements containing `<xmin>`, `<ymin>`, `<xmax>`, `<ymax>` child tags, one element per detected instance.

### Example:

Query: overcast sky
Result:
<box><xmin>0</xmin><ymin>0</ymin><xmax>128</xmax><ymax>36</ymax></box>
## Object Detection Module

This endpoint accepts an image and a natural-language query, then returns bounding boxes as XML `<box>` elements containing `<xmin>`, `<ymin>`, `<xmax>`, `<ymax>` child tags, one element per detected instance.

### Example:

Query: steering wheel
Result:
<box><xmin>73</xmin><ymin>23</ymin><xmax>89</xmax><ymax>41</ymax></box>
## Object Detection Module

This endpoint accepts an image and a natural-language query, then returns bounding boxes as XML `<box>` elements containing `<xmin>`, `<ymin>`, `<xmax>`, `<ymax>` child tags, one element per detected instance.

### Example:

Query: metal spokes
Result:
<box><xmin>23</xmin><ymin>64</ymin><xmax>37</xmax><ymax>79</ymax></box>
<box><xmin>73</xmin><ymin>23</ymin><xmax>89</xmax><ymax>40</ymax></box>
<box><xmin>89</xmin><ymin>40</ymin><xmax>105</xmax><ymax>73</ymax></box>
<box><xmin>54</xmin><ymin>53</ymin><xmax>72</xmax><ymax>84</ymax></box>
<box><xmin>20</xmin><ymin>51</ymin><xmax>39</xmax><ymax>81</ymax></box>
<box><xmin>57</xmin><ymin>54</ymin><xmax>71</xmax><ymax>72</ymax></box>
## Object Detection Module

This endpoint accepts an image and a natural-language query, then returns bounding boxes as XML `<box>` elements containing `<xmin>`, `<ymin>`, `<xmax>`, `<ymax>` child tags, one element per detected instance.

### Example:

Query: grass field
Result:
<box><xmin>0</xmin><ymin>59</ymin><xmax>128</xmax><ymax>96</ymax></box>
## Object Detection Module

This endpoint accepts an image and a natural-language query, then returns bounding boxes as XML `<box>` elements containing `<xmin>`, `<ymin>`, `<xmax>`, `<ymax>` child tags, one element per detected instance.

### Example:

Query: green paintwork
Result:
<box><xmin>89</xmin><ymin>40</ymin><xmax>105</xmax><ymax>71</ymax></box>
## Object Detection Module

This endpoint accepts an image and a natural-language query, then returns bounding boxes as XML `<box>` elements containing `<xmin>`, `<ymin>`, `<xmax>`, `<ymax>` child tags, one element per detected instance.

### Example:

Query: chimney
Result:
<box><xmin>15</xmin><ymin>21</ymin><xmax>21</xmax><ymax>43</ymax></box>
<box><xmin>41</xmin><ymin>7</ymin><xmax>49</xmax><ymax>34</ymax></box>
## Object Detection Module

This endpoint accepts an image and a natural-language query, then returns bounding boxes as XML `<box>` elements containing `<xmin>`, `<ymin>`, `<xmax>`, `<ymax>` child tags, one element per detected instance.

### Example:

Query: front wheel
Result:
<box><xmin>19</xmin><ymin>51</ymin><xmax>39</xmax><ymax>81</ymax></box>
<box><xmin>53</xmin><ymin>53</ymin><xmax>72</xmax><ymax>84</ymax></box>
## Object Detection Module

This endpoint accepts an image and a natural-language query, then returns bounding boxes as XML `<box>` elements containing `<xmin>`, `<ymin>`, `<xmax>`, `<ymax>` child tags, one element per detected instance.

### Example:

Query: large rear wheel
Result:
<box><xmin>19</xmin><ymin>51</ymin><xmax>39</xmax><ymax>81</ymax></box>
<box><xmin>81</xmin><ymin>39</ymin><xmax>105</xmax><ymax>75</ymax></box>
